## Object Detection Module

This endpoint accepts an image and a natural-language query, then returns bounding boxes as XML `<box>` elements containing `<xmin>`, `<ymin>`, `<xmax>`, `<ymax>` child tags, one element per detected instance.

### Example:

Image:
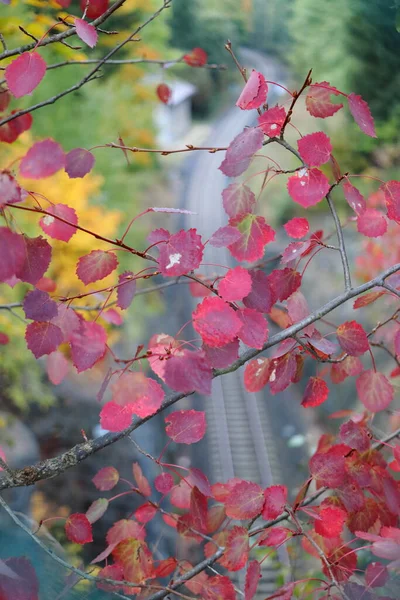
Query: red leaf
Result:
<box><xmin>25</xmin><ymin>321</ymin><xmax>63</xmax><ymax>358</ymax></box>
<box><xmin>40</xmin><ymin>203</ymin><xmax>78</xmax><ymax>242</ymax></box>
<box><xmin>357</xmin><ymin>208</ymin><xmax>387</xmax><ymax>238</ymax></box>
<box><xmin>237</xmin><ymin>307</ymin><xmax>268</xmax><ymax>349</ymax></box>
<box><xmin>244</xmin><ymin>560</ymin><xmax>261</xmax><ymax>600</ymax></box>
<box><xmin>337</xmin><ymin>321</ymin><xmax>369</xmax><ymax>356</ymax></box>
<box><xmin>47</xmin><ymin>350</ymin><xmax>69</xmax><ymax>385</ymax></box>
<box><xmin>305</xmin><ymin>81</ymin><xmax>343</xmax><ymax>118</ymax></box>
<box><xmin>225</xmin><ymin>480</ymin><xmax>264</xmax><ymax>519</ymax></box>
<box><xmin>243</xmin><ymin>270</ymin><xmax>274</xmax><ymax>313</ymax></box>
<box><xmin>353</xmin><ymin>291</ymin><xmax>384</xmax><ymax>309</ymax></box>
<box><xmin>65</xmin><ymin>513</ymin><xmax>93</xmax><ymax>544</ymax></box>
<box><xmin>112</xmin><ymin>538</ymin><xmax>153</xmax><ymax>583</ymax></box>
<box><xmin>262</xmin><ymin>485</ymin><xmax>287</xmax><ymax>520</ymax></box>
<box><xmin>5</xmin><ymin>51</ymin><xmax>46</xmax><ymax>98</ymax></box>
<box><xmin>154</xmin><ymin>557</ymin><xmax>178</xmax><ymax>578</ymax></box>
<box><xmin>284</xmin><ymin>217</ymin><xmax>309</xmax><ymax>239</ymax></box>
<box><xmin>133</xmin><ymin>462</ymin><xmax>151</xmax><ymax>497</ymax></box>
<box><xmin>86</xmin><ymin>498</ymin><xmax>109</xmax><ymax>524</ymax></box>
<box><xmin>17</xmin><ymin>235</ymin><xmax>52</xmax><ymax>285</ymax></box>
<box><xmin>228</xmin><ymin>213</ymin><xmax>275</xmax><ymax>262</ymax></box>
<box><xmin>164</xmin><ymin>348</ymin><xmax>213</xmax><ymax>395</ymax></box>
<box><xmin>0</xmin><ymin>87</ymin><xmax>11</xmax><ymax>112</ymax></box>
<box><xmin>70</xmin><ymin>319</ymin><xmax>107</xmax><ymax>372</ymax></box>
<box><xmin>314</xmin><ymin>506</ymin><xmax>347</xmax><ymax>538</ymax></box>
<box><xmin>236</xmin><ymin>70</ymin><xmax>268</xmax><ymax>110</ymax></box>
<box><xmin>222</xmin><ymin>526</ymin><xmax>249</xmax><ymax>571</ymax></box>
<box><xmin>193</xmin><ymin>296</ymin><xmax>242</xmax><ymax>347</ymax></box>
<box><xmin>339</xmin><ymin>420</ymin><xmax>370</xmax><ymax>452</ymax></box>
<box><xmin>382</xmin><ymin>180</ymin><xmax>400</xmax><ymax>223</ymax></box>
<box><xmin>244</xmin><ymin>357</ymin><xmax>272</xmax><ymax>392</ymax></box>
<box><xmin>287</xmin><ymin>168</ymin><xmax>330</xmax><ymax>207</ymax></box>
<box><xmin>0</xmin><ymin>557</ymin><xmax>39</xmax><ymax>600</ymax></box>
<box><xmin>268</xmin><ymin>267</ymin><xmax>302</xmax><ymax>302</ymax></box>
<box><xmin>203</xmin><ymin>339</ymin><xmax>239</xmax><ymax>369</ymax></box>
<box><xmin>222</xmin><ymin>182</ymin><xmax>256</xmax><ymax>218</ymax></box>
<box><xmin>190</xmin><ymin>486</ymin><xmax>208</xmax><ymax>532</ymax></box>
<box><xmin>158</xmin><ymin>228</ymin><xmax>204</xmax><ymax>276</ymax></box>
<box><xmin>170</xmin><ymin>479</ymin><xmax>191</xmax><ymax>508</ymax></box>
<box><xmin>269</xmin><ymin>352</ymin><xmax>297</xmax><ymax>394</ymax></box>
<box><xmin>258</xmin><ymin>526</ymin><xmax>291</xmax><ymax>547</ymax></box>
<box><xmin>188</xmin><ymin>468</ymin><xmax>212</xmax><ymax>497</ymax></box>
<box><xmin>209</xmin><ymin>225</ymin><xmax>241</xmax><ymax>248</ymax></box>
<box><xmin>301</xmin><ymin>377</ymin><xmax>329</xmax><ymax>408</ymax></box>
<box><xmin>23</xmin><ymin>289</ymin><xmax>58</xmax><ymax>321</ymax></box>
<box><xmin>75</xmin><ymin>18</ymin><xmax>98</xmax><ymax>48</ymax></box>
<box><xmin>116</xmin><ymin>271</ymin><xmax>136</xmax><ymax>309</ymax></box>
<box><xmin>356</xmin><ymin>370</ymin><xmax>394</xmax><ymax>412</ymax></box>
<box><xmin>287</xmin><ymin>291</ymin><xmax>315</xmax><ymax>336</ymax></box>
<box><xmin>297</xmin><ymin>132</ymin><xmax>332</xmax><ymax>166</ymax></box>
<box><xmin>76</xmin><ymin>250</ymin><xmax>118</xmax><ymax>284</ymax></box>
<box><xmin>0</xmin><ymin>333</ymin><xmax>9</xmax><ymax>345</ymax></box>
<box><xmin>112</xmin><ymin>371</ymin><xmax>164</xmax><ymax>418</ymax></box>
<box><xmin>347</xmin><ymin>92</ymin><xmax>376</xmax><ymax>138</ymax></box>
<box><xmin>183</xmin><ymin>47</ymin><xmax>207</xmax><ymax>67</ymax></box>
<box><xmin>342</xmin><ymin>182</ymin><xmax>366</xmax><ymax>215</ymax></box>
<box><xmin>92</xmin><ymin>466</ymin><xmax>119</xmax><ymax>491</ymax></box>
<box><xmin>154</xmin><ymin>472</ymin><xmax>174</xmax><ymax>494</ymax></box>
<box><xmin>0</xmin><ymin>112</ymin><xmax>33</xmax><ymax>144</ymax></box>
<box><xmin>65</xmin><ymin>148</ymin><xmax>95</xmax><ymax>178</ymax></box>
<box><xmin>156</xmin><ymin>83</ymin><xmax>171</xmax><ymax>104</ymax></box>
<box><xmin>80</xmin><ymin>0</ymin><xmax>109</xmax><ymax>19</ymax></box>
<box><xmin>165</xmin><ymin>409</ymin><xmax>206</xmax><ymax>444</ymax></box>
<box><xmin>51</xmin><ymin>304</ymin><xmax>80</xmax><ymax>342</ymax></box>
<box><xmin>135</xmin><ymin>503</ymin><xmax>157</xmax><ymax>523</ymax></box>
<box><xmin>309</xmin><ymin>447</ymin><xmax>346</xmax><ymax>488</ymax></box>
<box><xmin>257</xmin><ymin>105</ymin><xmax>286</xmax><ymax>137</ymax></box>
<box><xmin>107</xmin><ymin>519</ymin><xmax>145</xmax><ymax>546</ymax></box>
<box><xmin>365</xmin><ymin>562</ymin><xmax>388</xmax><ymax>588</ymax></box>
<box><xmin>203</xmin><ymin>575</ymin><xmax>236</xmax><ymax>600</ymax></box>
<box><xmin>219</xmin><ymin>127</ymin><xmax>264</xmax><ymax>177</ymax></box>
<box><xmin>218</xmin><ymin>266</ymin><xmax>252</xmax><ymax>301</ymax></box>
<box><xmin>0</xmin><ymin>172</ymin><xmax>22</xmax><ymax>208</ymax></box>
<box><xmin>0</xmin><ymin>228</ymin><xmax>25</xmax><ymax>282</ymax></box>
<box><xmin>20</xmin><ymin>138</ymin><xmax>65</xmax><ymax>179</ymax></box>
<box><xmin>330</xmin><ymin>355</ymin><xmax>363</xmax><ymax>383</ymax></box>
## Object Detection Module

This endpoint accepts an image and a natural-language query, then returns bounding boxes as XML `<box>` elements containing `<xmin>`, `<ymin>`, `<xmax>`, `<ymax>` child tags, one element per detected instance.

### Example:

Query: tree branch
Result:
<box><xmin>0</xmin><ymin>262</ymin><xmax>399</xmax><ymax>492</ymax></box>
<box><xmin>326</xmin><ymin>192</ymin><xmax>352</xmax><ymax>291</ymax></box>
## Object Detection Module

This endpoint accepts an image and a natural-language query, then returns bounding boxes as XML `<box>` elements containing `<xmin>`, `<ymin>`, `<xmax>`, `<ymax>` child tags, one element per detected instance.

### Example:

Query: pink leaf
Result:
<box><xmin>283</xmin><ymin>217</ymin><xmax>309</xmax><ymax>239</ymax></box>
<box><xmin>76</xmin><ymin>250</ymin><xmax>118</xmax><ymax>284</ymax></box>
<box><xmin>183</xmin><ymin>47</ymin><xmax>208</xmax><ymax>67</ymax></box>
<box><xmin>365</xmin><ymin>562</ymin><xmax>388</xmax><ymax>588</ymax></box>
<box><xmin>100</xmin><ymin>401</ymin><xmax>133</xmax><ymax>432</ymax></box>
<box><xmin>268</xmin><ymin>268</ymin><xmax>302</xmax><ymax>302</ymax></box>
<box><xmin>236</xmin><ymin>70</ymin><xmax>268</xmax><ymax>110</ymax></box>
<box><xmin>223</xmin><ymin>526</ymin><xmax>249</xmax><ymax>571</ymax></box>
<box><xmin>244</xmin><ymin>357</ymin><xmax>272</xmax><ymax>392</ymax></box>
<box><xmin>337</xmin><ymin>321</ymin><xmax>369</xmax><ymax>356</ymax></box>
<box><xmin>222</xmin><ymin>182</ymin><xmax>256</xmax><ymax>218</ymax></box>
<box><xmin>258</xmin><ymin>526</ymin><xmax>291</xmax><ymax>546</ymax></box>
<box><xmin>309</xmin><ymin>446</ymin><xmax>347</xmax><ymax>488</ymax></box>
<box><xmin>203</xmin><ymin>339</ymin><xmax>239</xmax><ymax>369</ymax></box>
<box><xmin>339</xmin><ymin>420</ymin><xmax>370</xmax><ymax>452</ymax></box>
<box><xmin>23</xmin><ymin>289</ymin><xmax>58</xmax><ymax>321</ymax></box>
<box><xmin>47</xmin><ymin>351</ymin><xmax>69</xmax><ymax>385</ymax></box>
<box><xmin>305</xmin><ymin>81</ymin><xmax>343</xmax><ymax>118</ymax></box>
<box><xmin>208</xmin><ymin>225</ymin><xmax>241</xmax><ymax>248</ymax></box>
<box><xmin>190</xmin><ymin>487</ymin><xmax>208</xmax><ymax>533</ymax></box>
<box><xmin>135</xmin><ymin>503</ymin><xmax>157</xmax><ymax>523</ymax></box>
<box><xmin>70</xmin><ymin>319</ymin><xmax>107</xmax><ymax>372</ymax></box>
<box><xmin>0</xmin><ymin>171</ymin><xmax>22</xmax><ymax>208</ymax></box>
<box><xmin>112</xmin><ymin>371</ymin><xmax>164</xmax><ymax>418</ymax></box>
<box><xmin>301</xmin><ymin>376</ymin><xmax>329</xmax><ymax>408</ymax></box>
<box><xmin>225</xmin><ymin>480</ymin><xmax>264</xmax><ymax>520</ymax></box>
<box><xmin>382</xmin><ymin>180</ymin><xmax>400</xmax><ymax>223</ymax></box>
<box><xmin>342</xmin><ymin>182</ymin><xmax>366</xmax><ymax>215</ymax></box>
<box><xmin>156</xmin><ymin>83</ymin><xmax>171</xmax><ymax>104</ymax></box>
<box><xmin>237</xmin><ymin>307</ymin><xmax>268</xmax><ymax>349</ymax></box>
<box><xmin>75</xmin><ymin>18</ymin><xmax>98</xmax><ymax>48</ymax></box>
<box><xmin>51</xmin><ymin>304</ymin><xmax>80</xmax><ymax>342</ymax></box>
<box><xmin>92</xmin><ymin>466</ymin><xmax>119</xmax><ymax>491</ymax></box>
<box><xmin>297</xmin><ymin>132</ymin><xmax>332</xmax><ymax>166</ymax></box>
<box><xmin>228</xmin><ymin>213</ymin><xmax>275</xmax><ymax>263</ymax></box>
<box><xmin>287</xmin><ymin>168</ymin><xmax>330</xmax><ymax>208</ymax></box>
<box><xmin>25</xmin><ymin>321</ymin><xmax>63</xmax><ymax>358</ymax></box>
<box><xmin>357</xmin><ymin>208</ymin><xmax>387</xmax><ymax>238</ymax></box>
<box><xmin>17</xmin><ymin>235</ymin><xmax>52</xmax><ymax>285</ymax></box>
<box><xmin>314</xmin><ymin>506</ymin><xmax>347</xmax><ymax>538</ymax></box>
<box><xmin>257</xmin><ymin>105</ymin><xmax>286</xmax><ymax>137</ymax></box>
<box><xmin>107</xmin><ymin>519</ymin><xmax>145</xmax><ymax>546</ymax></box>
<box><xmin>86</xmin><ymin>498</ymin><xmax>109</xmax><ymax>524</ymax></box>
<box><xmin>287</xmin><ymin>290</ymin><xmax>315</xmax><ymax>336</ymax></box>
<box><xmin>347</xmin><ymin>92</ymin><xmax>376</xmax><ymax>138</ymax></box>
<box><xmin>65</xmin><ymin>148</ymin><xmax>95</xmax><ymax>178</ymax></box>
<box><xmin>243</xmin><ymin>270</ymin><xmax>274</xmax><ymax>313</ymax></box>
<box><xmin>219</xmin><ymin>127</ymin><xmax>264</xmax><ymax>177</ymax></box>
<box><xmin>20</xmin><ymin>139</ymin><xmax>65</xmax><ymax>179</ymax></box>
<box><xmin>218</xmin><ymin>266</ymin><xmax>252</xmax><ymax>301</ymax></box>
<box><xmin>158</xmin><ymin>228</ymin><xmax>204</xmax><ymax>276</ymax></box>
<box><xmin>356</xmin><ymin>370</ymin><xmax>394</xmax><ymax>412</ymax></box>
<box><xmin>192</xmin><ymin>296</ymin><xmax>242</xmax><ymax>347</ymax></box>
<box><xmin>133</xmin><ymin>462</ymin><xmax>152</xmax><ymax>497</ymax></box>
<box><xmin>281</xmin><ymin>240</ymin><xmax>311</xmax><ymax>265</ymax></box>
<box><xmin>262</xmin><ymin>485</ymin><xmax>287</xmax><ymax>520</ymax></box>
<box><xmin>155</xmin><ymin>472</ymin><xmax>174</xmax><ymax>494</ymax></box>
<box><xmin>165</xmin><ymin>409</ymin><xmax>206</xmax><ymax>444</ymax></box>
<box><xmin>0</xmin><ymin>228</ymin><xmax>25</xmax><ymax>283</ymax></box>
<box><xmin>40</xmin><ymin>203</ymin><xmax>78</xmax><ymax>242</ymax></box>
<box><xmin>164</xmin><ymin>349</ymin><xmax>212</xmax><ymax>395</ymax></box>
<box><xmin>0</xmin><ymin>557</ymin><xmax>39</xmax><ymax>600</ymax></box>
<box><xmin>65</xmin><ymin>513</ymin><xmax>93</xmax><ymax>544</ymax></box>
<box><xmin>5</xmin><ymin>51</ymin><xmax>46</xmax><ymax>98</ymax></box>
<box><xmin>188</xmin><ymin>468</ymin><xmax>212</xmax><ymax>497</ymax></box>
<box><xmin>101</xmin><ymin>308</ymin><xmax>122</xmax><ymax>326</ymax></box>
<box><xmin>244</xmin><ymin>560</ymin><xmax>261</xmax><ymax>600</ymax></box>
<box><xmin>116</xmin><ymin>271</ymin><xmax>136</xmax><ymax>310</ymax></box>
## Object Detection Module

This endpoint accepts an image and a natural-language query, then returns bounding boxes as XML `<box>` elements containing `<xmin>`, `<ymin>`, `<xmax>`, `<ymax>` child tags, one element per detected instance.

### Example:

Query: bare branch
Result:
<box><xmin>43</xmin><ymin>57</ymin><xmax>226</xmax><ymax>72</ymax></box>
<box><xmin>326</xmin><ymin>192</ymin><xmax>352</xmax><ymax>291</ymax></box>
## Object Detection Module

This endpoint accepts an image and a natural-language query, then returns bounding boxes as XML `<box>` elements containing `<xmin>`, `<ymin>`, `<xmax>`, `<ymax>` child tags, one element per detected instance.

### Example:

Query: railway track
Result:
<box><xmin>181</xmin><ymin>48</ymin><xmax>310</xmax><ymax>595</ymax></box>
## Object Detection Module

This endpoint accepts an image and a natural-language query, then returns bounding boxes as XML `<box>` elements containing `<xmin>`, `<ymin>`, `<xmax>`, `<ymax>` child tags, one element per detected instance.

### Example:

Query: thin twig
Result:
<box><xmin>43</xmin><ymin>57</ymin><xmax>226</xmax><ymax>71</ymax></box>
<box><xmin>381</xmin><ymin>282</ymin><xmax>400</xmax><ymax>300</ymax></box>
<box><xmin>105</xmin><ymin>142</ymin><xmax>228</xmax><ymax>156</ymax></box>
<box><xmin>326</xmin><ymin>192</ymin><xmax>352</xmax><ymax>291</ymax></box>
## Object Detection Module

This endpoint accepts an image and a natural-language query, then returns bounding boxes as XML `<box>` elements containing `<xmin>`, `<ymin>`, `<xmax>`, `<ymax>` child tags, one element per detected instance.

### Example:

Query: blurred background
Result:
<box><xmin>0</xmin><ymin>0</ymin><xmax>399</xmax><ymax>597</ymax></box>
